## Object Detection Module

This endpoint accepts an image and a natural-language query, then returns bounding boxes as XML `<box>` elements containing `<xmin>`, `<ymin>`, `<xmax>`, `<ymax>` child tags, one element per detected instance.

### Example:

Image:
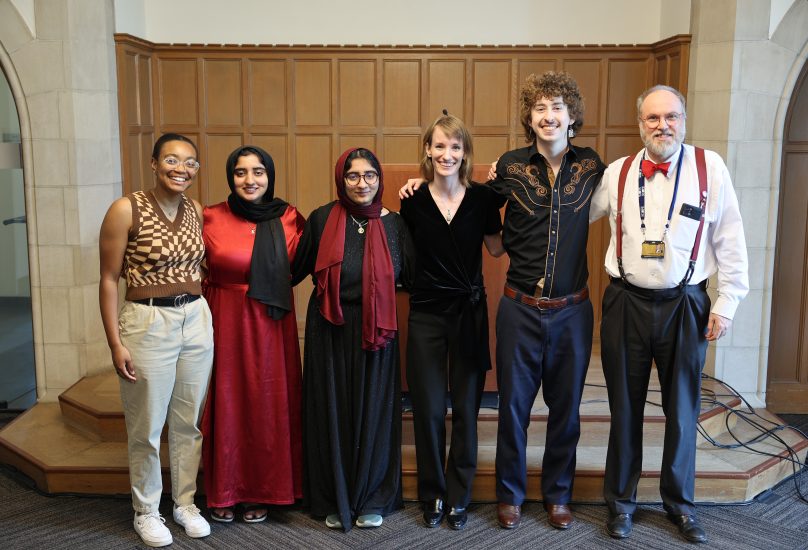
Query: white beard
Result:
<box><xmin>642</xmin><ymin>124</ymin><xmax>685</xmax><ymax>161</ymax></box>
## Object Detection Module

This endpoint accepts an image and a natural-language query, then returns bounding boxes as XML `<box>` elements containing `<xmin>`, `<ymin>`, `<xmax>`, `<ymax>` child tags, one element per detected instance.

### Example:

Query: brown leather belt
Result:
<box><xmin>503</xmin><ymin>286</ymin><xmax>589</xmax><ymax>310</ymax></box>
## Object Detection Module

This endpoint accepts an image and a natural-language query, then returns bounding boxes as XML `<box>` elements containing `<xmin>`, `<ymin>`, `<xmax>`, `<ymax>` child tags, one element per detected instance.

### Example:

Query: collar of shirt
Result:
<box><xmin>643</xmin><ymin>146</ymin><xmax>682</xmax><ymax>179</ymax></box>
<box><xmin>528</xmin><ymin>143</ymin><xmax>581</xmax><ymax>167</ymax></box>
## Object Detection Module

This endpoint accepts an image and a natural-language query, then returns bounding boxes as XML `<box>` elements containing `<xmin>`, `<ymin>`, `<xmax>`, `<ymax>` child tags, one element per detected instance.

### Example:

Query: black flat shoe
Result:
<box><xmin>447</xmin><ymin>507</ymin><xmax>467</xmax><ymax>530</ymax></box>
<box><xmin>606</xmin><ymin>513</ymin><xmax>633</xmax><ymax>539</ymax></box>
<box><xmin>422</xmin><ymin>498</ymin><xmax>444</xmax><ymax>528</ymax></box>
<box><xmin>668</xmin><ymin>514</ymin><xmax>708</xmax><ymax>543</ymax></box>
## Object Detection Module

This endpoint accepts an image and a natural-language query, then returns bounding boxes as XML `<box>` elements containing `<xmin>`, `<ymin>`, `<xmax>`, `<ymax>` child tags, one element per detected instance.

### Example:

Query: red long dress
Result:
<box><xmin>201</xmin><ymin>202</ymin><xmax>305</xmax><ymax>507</ymax></box>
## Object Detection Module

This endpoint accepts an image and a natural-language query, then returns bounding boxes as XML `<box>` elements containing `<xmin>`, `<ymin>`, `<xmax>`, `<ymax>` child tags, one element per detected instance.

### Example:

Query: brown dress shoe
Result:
<box><xmin>544</xmin><ymin>503</ymin><xmax>574</xmax><ymax>529</ymax></box>
<box><xmin>497</xmin><ymin>503</ymin><xmax>521</xmax><ymax>529</ymax></box>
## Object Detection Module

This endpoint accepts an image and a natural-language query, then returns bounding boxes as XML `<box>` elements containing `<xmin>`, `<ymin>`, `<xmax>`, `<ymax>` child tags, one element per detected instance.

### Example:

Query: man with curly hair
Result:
<box><xmin>489</xmin><ymin>71</ymin><xmax>605</xmax><ymax>530</ymax></box>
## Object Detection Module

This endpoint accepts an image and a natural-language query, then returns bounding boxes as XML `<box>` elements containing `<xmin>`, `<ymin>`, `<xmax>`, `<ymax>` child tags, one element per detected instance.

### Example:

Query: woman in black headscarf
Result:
<box><xmin>200</xmin><ymin>145</ymin><xmax>305</xmax><ymax>523</ymax></box>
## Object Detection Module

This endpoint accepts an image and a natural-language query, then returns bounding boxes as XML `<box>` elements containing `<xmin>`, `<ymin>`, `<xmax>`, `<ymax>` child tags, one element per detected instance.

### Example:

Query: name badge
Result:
<box><xmin>641</xmin><ymin>240</ymin><xmax>665</xmax><ymax>258</ymax></box>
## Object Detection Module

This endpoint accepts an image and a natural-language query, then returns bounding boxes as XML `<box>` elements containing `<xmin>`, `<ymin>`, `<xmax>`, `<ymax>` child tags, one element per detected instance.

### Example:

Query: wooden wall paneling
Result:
<box><xmin>572</xmin><ymin>135</ymin><xmax>598</xmax><ymax>152</ymax></box>
<box><xmin>250</xmin><ymin>135</ymin><xmax>289</xmax><ymax>201</ymax></box>
<box><xmin>126</xmin><ymin>134</ymin><xmax>143</xmax><ymax>193</ymax></box>
<box><xmin>157</xmin><ymin>58</ymin><xmax>200</xmax><ymax>126</ymax></box>
<box><xmin>294</xmin><ymin>60</ymin><xmax>332</xmax><ymax>127</ymax></box>
<box><xmin>116</xmin><ymin>42</ymin><xmax>156</xmax><ymax>195</ymax></box>
<box><xmin>651</xmin><ymin>35</ymin><xmax>690</xmax><ymax>93</ymax></box>
<box><xmin>383</xmin><ymin>60</ymin><xmax>421</xmax><ymax>128</ymax></box>
<box><xmin>606</xmin><ymin>58</ymin><xmax>651</xmax><ymax>127</ymax></box>
<box><xmin>562</xmin><ymin>59</ymin><xmax>602</xmax><ymax>132</ymax></box>
<box><xmin>203</xmin><ymin>58</ymin><xmax>243</xmax><ymax>126</ymax></box>
<box><xmin>338</xmin><ymin>135</ymin><xmax>377</xmax><ymax>158</ymax></box>
<box><xmin>517</xmin><ymin>59</ymin><xmax>558</xmax><ymax>88</ymax></box>
<box><xmin>474</xmin><ymin>135</ymin><xmax>510</xmax><ymax>165</ymax></box>
<box><xmin>122</xmin><ymin>52</ymin><xmax>140</xmax><ymax>125</ymax></box>
<box><xmin>138</xmin><ymin>56</ymin><xmax>153</xmax><ymax>126</ymax></box>
<box><xmin>472</xmin><ymin>60</ymin><xmax>511</xmax><ymax>128</ymax></box>
<box><xmin>295</xmin><ymin>135</ymin><xmax>333</xmax><ymax>216</ymax></box>
<box><xmin>293</xmin><ymin>134</ymin><xmax>332</xmax><ymax>330</ymax></box>
<box><xmin>604</xmin><ymin>134</ymin><xmax>643</xmax><ymax>164</ymax></box>
<box><xmin>427</xmin><ymin>60</ymin><xmax>465</xmax><ymax>121</ymax></box>
<box><xmin>655</xmin><ymin>54</ymin><xmax>669</xmax><ymax>85</ymax></box>
<box><xmin>338</xmin><ymin>60</ymin><xmax>376</xmax><ymax>127</ymax></box>
<box><xmin>383</xmin><ymin>135</ymin><xmax>421</xmax><ymax>164</ymax></box>
<box><xmin>113</xmin><ymin>35</ymin><xmax>693</xmax><ymax>360</ymax></box>
<box><xmin>248</xmin><ymin>59</ymin><xmax>288</xmax><ymax>127</ymax></box>
<box><xmin>204</xmin><ymin>134</ymin><xmax>244</xmax><ymax>205</ymax></box>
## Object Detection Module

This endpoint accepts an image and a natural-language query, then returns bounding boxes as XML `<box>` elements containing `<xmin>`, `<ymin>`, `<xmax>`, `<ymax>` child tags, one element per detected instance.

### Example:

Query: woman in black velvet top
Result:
<box><xmin>399</xmin><ymin>113</ymin><xmax>504</xmax><ymax>530</ymax></box>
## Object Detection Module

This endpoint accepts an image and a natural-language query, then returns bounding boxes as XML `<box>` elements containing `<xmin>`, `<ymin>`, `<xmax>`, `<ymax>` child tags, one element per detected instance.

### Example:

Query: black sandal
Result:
<box><xmin>242</xmin><ymin>504</ymin><xmax>268</xmax><ymax>523</ymax></box>
<box><xmin>210</xmin><ymin>507</ymin><xmax>235</xmax><ymax>523</ymax></box>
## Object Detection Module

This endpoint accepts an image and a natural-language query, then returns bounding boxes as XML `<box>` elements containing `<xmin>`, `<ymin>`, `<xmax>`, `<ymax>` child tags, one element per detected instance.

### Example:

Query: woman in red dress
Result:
<box><xmin>200</xmin><ymin>145</ymin><xmax>305</xmax><ymax>523</ymax></box>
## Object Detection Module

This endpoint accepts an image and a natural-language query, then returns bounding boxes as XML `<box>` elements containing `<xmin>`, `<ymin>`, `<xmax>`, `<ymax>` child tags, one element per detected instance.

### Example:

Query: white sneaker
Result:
<box><xmin>325</xmin><ymin>514</ymin><xmax>343</xmax><ymax>529</ymax></box>
<box><xmin>173</xmin><ymin>504</ymin><xmax>211</xmax><ymax>538</ymax></box>
<box><xmin>356</xmin><ymin>513</ymin><xmax>383</xmax><ymax>528</ymax></box>
<box><xmin>134</xmin><ymin>512</ymin><xmax>173</xmax><ymax>547</ymax></box>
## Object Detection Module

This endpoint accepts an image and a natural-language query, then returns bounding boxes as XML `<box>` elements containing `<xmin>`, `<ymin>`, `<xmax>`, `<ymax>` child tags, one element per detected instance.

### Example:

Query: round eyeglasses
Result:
<box><xmin>640</xmin><ymin>112</ymin><xmax>685</xmax><ymax>129</ymax></box>
<box><xmin>344</xmin><ymin>171</ymin><xmax>379</xmax><ymax>185</ymax></box>
<box><xmin>162</xmin><ymin>156</ymin><xmax>201</xmax><ymax>171</ymax></box>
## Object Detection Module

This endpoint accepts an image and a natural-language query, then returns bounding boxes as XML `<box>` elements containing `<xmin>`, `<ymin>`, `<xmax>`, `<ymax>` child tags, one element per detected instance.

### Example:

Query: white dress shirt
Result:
<box><xmin>590</xmin><ymin>144</ymin><xmax>749</xmax><ymax>319</ymax></box>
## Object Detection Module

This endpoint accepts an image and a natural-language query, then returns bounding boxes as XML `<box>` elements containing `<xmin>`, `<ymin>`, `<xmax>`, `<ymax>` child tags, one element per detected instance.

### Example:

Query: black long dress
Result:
<box><xmin>292</xmin><ymin>202</ymin><xmax>407</xmax><ymax>531</ymax></box>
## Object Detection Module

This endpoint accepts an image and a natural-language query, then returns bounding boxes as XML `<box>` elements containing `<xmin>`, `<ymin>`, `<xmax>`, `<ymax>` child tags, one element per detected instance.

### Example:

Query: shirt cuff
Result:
<box><xmin>711</xmin><ymin>294</ymin><xmax>739</xmax><ymax>320</ymax></box>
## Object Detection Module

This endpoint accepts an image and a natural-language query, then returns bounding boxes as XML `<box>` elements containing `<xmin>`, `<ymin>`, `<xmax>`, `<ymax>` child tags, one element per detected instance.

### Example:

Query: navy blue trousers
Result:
<box><xmin>494</xmin><ymin>294</ymin><xmax>593</xmax><ymax>505</ymax></box>
<box><xmin>601</xmin><ymin>279</ymin><xmax>710</xmax><ymax>516</ymax></box>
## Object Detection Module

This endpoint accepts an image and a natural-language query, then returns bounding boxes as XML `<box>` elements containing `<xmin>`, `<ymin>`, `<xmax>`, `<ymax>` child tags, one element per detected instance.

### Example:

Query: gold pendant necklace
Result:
<box><xmin>350</xmin><ymin>215</ymin><xmax>368</xmax><ymax>234</ymax></box>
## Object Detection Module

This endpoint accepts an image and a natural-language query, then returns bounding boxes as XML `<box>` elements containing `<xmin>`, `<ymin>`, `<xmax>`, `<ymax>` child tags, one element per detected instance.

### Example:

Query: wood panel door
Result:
<box><xmin>768</xmin><ymin>58</ymin><xmax>808</xmax><ymax>413</ymax></box>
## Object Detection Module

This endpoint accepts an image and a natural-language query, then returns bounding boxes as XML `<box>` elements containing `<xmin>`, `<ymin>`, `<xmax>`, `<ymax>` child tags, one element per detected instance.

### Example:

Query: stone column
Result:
<box><xmin>0</xmin><ymin>0</ymin><xmax>120</xmax><ymax>401</ymax></box>
<box><xmin>688</xmin><ymin>0</ymin><xmax>808</xmax><ymax>406</ymax></box>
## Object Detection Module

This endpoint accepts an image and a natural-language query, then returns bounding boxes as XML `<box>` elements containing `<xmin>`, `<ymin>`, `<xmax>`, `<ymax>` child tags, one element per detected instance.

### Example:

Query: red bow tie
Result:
<box><xmin>641</xmin><ymin>159</ymin><xmax>671</xmax><ymax>178</ymax></box>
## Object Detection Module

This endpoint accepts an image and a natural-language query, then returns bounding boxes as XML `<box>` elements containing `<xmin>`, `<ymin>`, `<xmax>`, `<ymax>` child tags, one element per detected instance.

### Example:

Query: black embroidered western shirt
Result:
<box><xmin>489</xmin><ymin>143</ymin><xmax>606</xmax><ymax>298</ymax></box>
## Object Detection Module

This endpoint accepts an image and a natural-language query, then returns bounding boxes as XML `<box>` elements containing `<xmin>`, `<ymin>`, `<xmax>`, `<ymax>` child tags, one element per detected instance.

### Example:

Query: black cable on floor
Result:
<box><xmin>583</xmin><ymin>372</ymin><xmax>808</xmax><ymax>504</ymax></box>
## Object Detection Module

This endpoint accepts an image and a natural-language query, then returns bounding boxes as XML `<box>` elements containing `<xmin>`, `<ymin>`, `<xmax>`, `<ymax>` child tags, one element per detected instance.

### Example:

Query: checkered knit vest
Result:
<box><xmin>123</xmin><ymin>190</ymin><xmax>205</xmax><ymax>301</ymax></box>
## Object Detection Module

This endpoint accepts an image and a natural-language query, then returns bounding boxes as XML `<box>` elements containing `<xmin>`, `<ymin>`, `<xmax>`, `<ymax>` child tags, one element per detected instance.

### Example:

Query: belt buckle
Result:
<box><xmin>173</xmin><ymin>294</ymin><xmax>188</xmax><ymax>307</ymax></box>
<box><xmin>536</xmin><ymin>296</ymin><xmax>551</xmax><ymax>310</ymax></box>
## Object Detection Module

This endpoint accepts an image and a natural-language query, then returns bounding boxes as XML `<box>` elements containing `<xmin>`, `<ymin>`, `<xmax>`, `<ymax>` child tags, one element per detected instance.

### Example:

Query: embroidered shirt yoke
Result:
<box><xmin>489</xmin><ymin>144</ymin><xmax>605</xmax><ymax>298</ymax></box>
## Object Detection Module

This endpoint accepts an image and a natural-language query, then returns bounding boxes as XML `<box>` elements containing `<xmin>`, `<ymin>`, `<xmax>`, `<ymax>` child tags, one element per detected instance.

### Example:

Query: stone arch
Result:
<box><xmin>760</xmin><ymin>1</ymin><xmax>808</xmax><ymax>401</ymax></box>
<box><xmin>0</xmin><ymin>2</ymin><xmax>45</xmax><ymax>400</ymax></box>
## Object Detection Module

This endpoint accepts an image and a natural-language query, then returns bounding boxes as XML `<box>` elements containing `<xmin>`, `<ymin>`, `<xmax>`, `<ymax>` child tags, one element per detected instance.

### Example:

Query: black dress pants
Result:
<box><xmin>601</xmin><ymin>279</ymin><xmax>710</xmax><ymax>516</ymax></box>
<box><xmin>406</xmin><ymin>308</ymin><xmax>487</xmax><ymax>508</ymax></box>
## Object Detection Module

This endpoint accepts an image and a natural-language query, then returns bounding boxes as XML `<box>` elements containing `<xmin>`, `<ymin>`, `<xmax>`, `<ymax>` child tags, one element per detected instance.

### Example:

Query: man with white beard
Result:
<box><xmin>589</xmin><ymin>85</ymin><xmax>749</xmax><ymax>543</ymax></box>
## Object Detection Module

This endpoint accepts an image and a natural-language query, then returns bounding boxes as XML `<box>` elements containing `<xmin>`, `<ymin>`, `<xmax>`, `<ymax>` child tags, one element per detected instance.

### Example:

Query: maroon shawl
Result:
<box><xmin>314</xmin><ymin>148</ymin><xmax>397</xmax><ymax>351</ymax></box>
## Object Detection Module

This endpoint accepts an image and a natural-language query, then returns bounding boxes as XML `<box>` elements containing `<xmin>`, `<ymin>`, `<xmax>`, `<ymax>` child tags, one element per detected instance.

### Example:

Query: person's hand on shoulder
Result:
<box><xmin>487</xmin><ymin>159</ymin><xmax>499</xmax><ymax>182</ymax></box>
<box><xmin>399</xmin><ymin>178</ymin><xmax>426</xmax><ymax>199</ymax></box>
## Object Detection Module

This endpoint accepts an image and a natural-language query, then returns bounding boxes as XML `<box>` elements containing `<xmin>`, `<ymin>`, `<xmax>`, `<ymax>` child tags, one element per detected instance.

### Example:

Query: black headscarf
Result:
<box><xmin>226</xmin><ymin>145</ymin><xmax>291</xmax><ymax>320</ymax></box>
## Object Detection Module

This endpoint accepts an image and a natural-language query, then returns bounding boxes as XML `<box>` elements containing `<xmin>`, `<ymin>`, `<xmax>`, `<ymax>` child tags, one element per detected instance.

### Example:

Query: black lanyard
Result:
<box><xmin>638</xmin><ymin>144</ymin><xmax>685</xmax><ymax>240</ymax></box>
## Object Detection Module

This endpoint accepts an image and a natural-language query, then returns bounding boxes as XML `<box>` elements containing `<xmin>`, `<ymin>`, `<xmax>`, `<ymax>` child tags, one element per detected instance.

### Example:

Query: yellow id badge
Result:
<box><xmin>641</xmin><ymin>240</ymin><xmax>665</xmax><ymax>258</ymax></box>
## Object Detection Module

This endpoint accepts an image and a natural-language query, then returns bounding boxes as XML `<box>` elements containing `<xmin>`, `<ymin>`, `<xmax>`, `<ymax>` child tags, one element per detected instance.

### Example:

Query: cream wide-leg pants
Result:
<box><xmin>118</xmin><ymin>298</ymin><xmax>214</xmax><ymax>513</ymax></box>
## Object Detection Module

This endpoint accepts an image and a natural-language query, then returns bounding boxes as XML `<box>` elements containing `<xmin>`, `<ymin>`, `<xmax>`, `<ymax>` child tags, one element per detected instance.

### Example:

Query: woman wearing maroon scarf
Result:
<box><xmin>292</xmin><ymin>148</ymin><xmax>409</xmax><ymax>531</ymax></box>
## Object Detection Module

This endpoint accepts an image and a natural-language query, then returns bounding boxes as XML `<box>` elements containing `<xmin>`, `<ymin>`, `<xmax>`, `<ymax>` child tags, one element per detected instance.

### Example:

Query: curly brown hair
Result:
<box><xmin>519</xmin><ymin>71</ymin><xmax>585</xmax><ymax>142</ymax></box>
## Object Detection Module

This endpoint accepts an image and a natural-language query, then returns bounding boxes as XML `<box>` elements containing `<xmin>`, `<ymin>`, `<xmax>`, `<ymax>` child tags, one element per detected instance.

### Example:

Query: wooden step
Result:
<box><xmin>401</xmin><ymin>408</ymin><xmax>808</xmax><ymax>503</ymax></box>
<box><xmin>58</xmin><ymin>372</ymin><xmax>126</xmax><ymax>442</ymax></box>
<box><xmin>1</xmin><ymin>369</ymin><xmax>804</xmax><ymax>505</ymax></box>
<box><xmin>402</xmin><ymin>373</ymin><xmax>740</xmax><ymax>447</ymax></box>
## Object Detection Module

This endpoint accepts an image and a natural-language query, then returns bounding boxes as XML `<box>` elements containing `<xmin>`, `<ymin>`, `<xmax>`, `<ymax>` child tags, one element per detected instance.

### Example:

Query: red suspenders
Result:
<box><xmin>616</xmin><ymin>147</ymin><xmax>708</xmax><ymax>286</ymax></box>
